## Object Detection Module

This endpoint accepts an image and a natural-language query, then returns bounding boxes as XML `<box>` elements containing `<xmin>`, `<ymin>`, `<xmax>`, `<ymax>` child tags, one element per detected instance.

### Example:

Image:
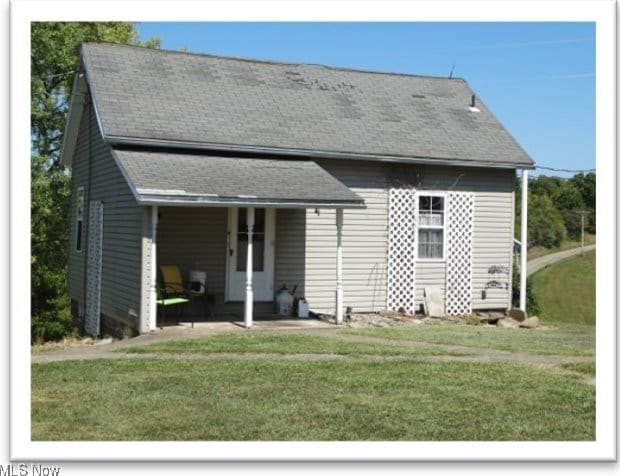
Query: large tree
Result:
<box><xmin>31</xmin><ymin>23</ymin><xmax>159</xmax><ymax>342</ymax></box>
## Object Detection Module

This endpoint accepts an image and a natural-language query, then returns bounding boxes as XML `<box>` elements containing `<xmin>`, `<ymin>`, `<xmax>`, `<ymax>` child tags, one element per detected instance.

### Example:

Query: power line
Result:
<box><xmin>535</xmin><ymin>165</ymin><xmax>595</xmax><ymax>173</ymax></box>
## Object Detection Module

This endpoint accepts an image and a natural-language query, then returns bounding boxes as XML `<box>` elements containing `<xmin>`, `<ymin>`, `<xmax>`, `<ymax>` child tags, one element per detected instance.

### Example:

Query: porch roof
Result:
<box><xmin>113</xmin><ymin>148</ymin><xmax>365</xmax><ymax>208</ymax></box>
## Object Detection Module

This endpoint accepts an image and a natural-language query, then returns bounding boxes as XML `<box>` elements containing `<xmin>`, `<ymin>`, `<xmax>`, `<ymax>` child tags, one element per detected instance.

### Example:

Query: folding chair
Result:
<box><xmin>157</xmin><ymin>265</ymin><xmax>190</xmax><ymax>326</ymax></box>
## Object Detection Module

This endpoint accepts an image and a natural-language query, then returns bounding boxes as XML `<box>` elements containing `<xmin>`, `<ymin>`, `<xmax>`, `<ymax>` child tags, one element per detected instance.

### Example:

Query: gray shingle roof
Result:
<box><xmin>83</xmin><ymin>43</ymin><xmax>534</xmax><ymax>168</ymax></box>
<box><xmin>113</xmin><ymin>149</ymin><xmax>364</xmax><ymax>207</ymax></box>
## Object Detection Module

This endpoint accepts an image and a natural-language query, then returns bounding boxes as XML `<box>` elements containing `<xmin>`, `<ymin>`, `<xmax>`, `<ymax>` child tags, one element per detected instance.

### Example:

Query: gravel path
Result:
<box><xmin>527</xmin><ymin>244</ymin><xmax>595</xmax><ymax>276</ymax></box>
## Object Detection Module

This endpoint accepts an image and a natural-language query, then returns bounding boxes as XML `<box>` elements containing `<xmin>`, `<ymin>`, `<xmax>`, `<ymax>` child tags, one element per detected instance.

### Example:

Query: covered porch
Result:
<box><xmin>150</xmin><ymin>205</ymin><xmax>349</xmax><ymax>331</ymax></box>
<box><xmin>113</xmin><ymin>149</ymin><xmax>364</xmax><ymax>334</ymax></box>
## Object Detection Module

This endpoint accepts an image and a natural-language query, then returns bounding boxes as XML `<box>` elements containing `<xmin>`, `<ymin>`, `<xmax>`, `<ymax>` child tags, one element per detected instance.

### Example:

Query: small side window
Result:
<box><xmin>418</xmin><ymin>194</ymin><xmax>445</xmax><ymax>260</ymax></box>
<box><xmin>75</xmin><ymin>187</ymin><xmax>84</xmax><ymax>252</ymax></box>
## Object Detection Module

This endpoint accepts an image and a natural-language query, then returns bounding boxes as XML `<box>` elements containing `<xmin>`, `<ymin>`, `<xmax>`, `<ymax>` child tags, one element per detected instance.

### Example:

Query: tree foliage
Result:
<box><xmin>31</xmin><ymin>23</ymin><xmax>160</xmax><ymax>342</ymax></box>
<box><xmin>515</xmin><ymin>172</ymin><xmax>596</xmax><ymax>250</ymax></box>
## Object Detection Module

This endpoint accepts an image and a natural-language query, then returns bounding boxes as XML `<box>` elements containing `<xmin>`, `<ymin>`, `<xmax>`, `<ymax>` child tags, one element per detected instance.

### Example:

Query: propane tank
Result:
<box><xmin>275</xmin><ymin>284</ymin><xmax>294</xmax><ymax>316</ymax></box>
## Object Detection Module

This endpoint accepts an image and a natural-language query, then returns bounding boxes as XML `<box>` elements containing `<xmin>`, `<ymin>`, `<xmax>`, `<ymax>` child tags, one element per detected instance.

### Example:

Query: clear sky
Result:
<box><xmin>138</xmin><ymin>22</ymin><xmax>595</xmax><ymax>178</ymax></box>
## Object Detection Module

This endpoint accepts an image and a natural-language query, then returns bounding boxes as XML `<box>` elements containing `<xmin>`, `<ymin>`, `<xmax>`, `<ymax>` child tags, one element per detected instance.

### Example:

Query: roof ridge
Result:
<box><xmin>82</xmin><ymin>41</ymin><xmax>466</xmax><ymax>82</ymax></box>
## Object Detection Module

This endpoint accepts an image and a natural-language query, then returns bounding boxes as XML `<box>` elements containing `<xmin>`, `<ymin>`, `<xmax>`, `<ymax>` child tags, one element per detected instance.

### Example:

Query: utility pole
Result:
<box><xmin>571</xmin><ymin>210</ymin><xmax>591</xmax><ymax>256</ymax></box>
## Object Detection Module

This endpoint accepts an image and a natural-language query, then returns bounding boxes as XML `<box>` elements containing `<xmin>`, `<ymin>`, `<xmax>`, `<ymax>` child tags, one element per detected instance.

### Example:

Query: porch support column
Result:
<box><xmin>149</xmin><ymin>205</ymin><xmax>158</xmax><ymax>331</ymax></box>
<box><xmin>244</xmin><ymin>207</ymin><xmax>254</xmax><ymax>328</ymax></box>
<box><xmin>519</xmin><ymin>170</ymin><xmax>528</xmax><ymax>311</ymax></box>
<box><xmin>335</xmin><ymin>208</ymin><xmax>344</xmax><ymax>325</ymax></box>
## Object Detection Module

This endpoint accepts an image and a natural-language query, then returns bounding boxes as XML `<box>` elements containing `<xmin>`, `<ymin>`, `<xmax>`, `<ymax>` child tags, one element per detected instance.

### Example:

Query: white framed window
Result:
<box><xmin>75</xmin><ymin>186</ymin><xmax>85</xmax><ymax>252</ymax></box>
<box><xmin>417</xmin><ymin>193</ymin><xmax>446</xmax><ymax>260</ymax></box>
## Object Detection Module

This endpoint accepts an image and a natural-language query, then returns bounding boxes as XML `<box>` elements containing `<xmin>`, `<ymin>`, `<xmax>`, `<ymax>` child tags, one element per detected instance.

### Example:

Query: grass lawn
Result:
<box><xmin>561</xmin><ymin>362</ymin><xmax>595</xmax><ymax>377</ymax></box>
<box><xmin>32</xmin><ymin>327</ymin><xmax>595</xmax><ymax>441</ymax></box>
<box><xmin>530</xmin><ymin>250</ymin><xmax>595</xmax><ymax>325</ymax></box>
<box><xmin>121</xmin><ymin>332</ymin><xmax>468</xmax><ymax>357</ymax></box>
<box><xmin>32</xmin><ymin>357</ymin><xmax>594</xmax><ymax>441</ymax></box>
<box><xmin>342</xmin><ymin>323</ymin><xmax>595</xmax><ymax>356</ymax></box>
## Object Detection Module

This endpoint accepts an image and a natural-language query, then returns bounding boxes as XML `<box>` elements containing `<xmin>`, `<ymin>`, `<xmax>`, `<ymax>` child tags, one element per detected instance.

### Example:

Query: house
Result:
<box><xmin>61</xmin><ymin>43</ymin><xmax>535</xmax><ymax>337</ymax></box>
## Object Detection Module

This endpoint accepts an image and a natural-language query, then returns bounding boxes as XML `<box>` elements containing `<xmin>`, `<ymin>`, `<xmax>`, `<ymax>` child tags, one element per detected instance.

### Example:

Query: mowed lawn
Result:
<box><xmin>32</xmin><ymin>329</ymin><xmax>595</xmax><ymax>441</ymax></box>
<box><xmin>530</xmin><ymin>250</ymin><xmax>596</xmax><ymax>325</ymax></box>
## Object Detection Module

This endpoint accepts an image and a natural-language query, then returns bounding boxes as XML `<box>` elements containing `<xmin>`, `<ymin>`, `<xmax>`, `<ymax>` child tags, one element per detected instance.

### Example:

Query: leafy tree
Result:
<box><xmin>528</xmin><ymin>194</ymin><xmax>567</xmax><ymax>248</ymax></box>
<box><xmin>570</xmin><ymin>172</ymin><xmax>596</xmax><ymax>210</ymax></box>
<box><xmin>528</xmin><ymin>175</ymin><xmax>562</xmax><ymax>200</ymax></box>
<box><xmin>552</xmin><ymin>182</ymin><xmax>585</xmax><ymax>239</ymax></box>
<box><xmin>570</xmin><ymin>172</ymin><xmax>596</xmax><ymax>234</ymax></box>
<box><xmin>31</xmin><ymin>22</ymin><xmax>160</xmax><ymax>342</ymax></box>
<box><xmin>515</xmin><ymin>172</ymin><xmax>596</xmax><ymax>250</ymax></box>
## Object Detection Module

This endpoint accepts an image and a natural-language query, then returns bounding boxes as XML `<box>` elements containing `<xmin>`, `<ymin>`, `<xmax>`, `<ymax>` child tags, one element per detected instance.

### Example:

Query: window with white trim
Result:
<box><xmin>418</xmin><ymin>195</ymin><xmax>445</xmax><ymax>260</ymax></box>
<box><xmin>75</xmin><ymin>186</ymin><xmax>85</xmax><ymax>252</ymax></box>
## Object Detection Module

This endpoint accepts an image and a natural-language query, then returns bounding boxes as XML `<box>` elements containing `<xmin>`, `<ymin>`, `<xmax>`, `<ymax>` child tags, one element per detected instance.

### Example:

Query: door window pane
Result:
<box><xmin>237</xmin><ymin>208</ymin><xmax>265</xmax><ymax>272</ymax></box>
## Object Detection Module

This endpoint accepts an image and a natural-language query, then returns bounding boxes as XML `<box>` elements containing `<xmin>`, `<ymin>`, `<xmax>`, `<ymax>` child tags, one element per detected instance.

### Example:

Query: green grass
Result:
<box><xmin>122</xmin><ymin>332</ymin><xmax>467</xmax><ymax>357</ymax></box>
<box><xmin>530</xmin><ymin>250</ymin><xmax>595</xmax><ymax>325</ymax></box>
<box><xmin>32</xmin><ymin>358</ymin><xmax>594</xmax><ymax>441</ymax></box>
<box><xmin>527</xmin><ymin>233</ymin><xmax>595</xmax><ymax>260</ymax></box>
<box><xmin>562</xmin><ymin>362</ymin><xmax>596</xmax><ymax>377</ymax></box>
<box><xmin>342</xmin><ymin>323</ymin><xmax>595</xmax><ymax>356</ymax></box>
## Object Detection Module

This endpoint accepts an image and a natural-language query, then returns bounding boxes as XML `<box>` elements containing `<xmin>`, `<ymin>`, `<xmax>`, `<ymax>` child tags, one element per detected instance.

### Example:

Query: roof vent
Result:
<box><xmin>468</xmin><ymin>94</ymin><xmax>480</xmax><ymax>112</ymax></box>
<box><xmin>412</xmin><ymin>94</ymin><xmax>426</xmax><ymax>99</ymax></box>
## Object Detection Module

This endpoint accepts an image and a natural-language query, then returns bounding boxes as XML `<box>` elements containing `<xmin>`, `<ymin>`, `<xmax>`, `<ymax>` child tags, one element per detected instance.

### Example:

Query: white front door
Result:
<box><xmin>226</xmin><ymin>208</ymin><xmax>275</xmax><ymax>302</ymax></box>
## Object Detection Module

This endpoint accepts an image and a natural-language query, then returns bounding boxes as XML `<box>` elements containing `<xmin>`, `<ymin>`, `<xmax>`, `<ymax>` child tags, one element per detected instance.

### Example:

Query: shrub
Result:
<box><xmin>511</xmin><ymin>264</ymin><xmax>540</xmax><ymax>316</ymax></box>
<box><xmin>31</xmin><ymin>294</ymin><xmax>76</xmax><ymax>344</ymax></box>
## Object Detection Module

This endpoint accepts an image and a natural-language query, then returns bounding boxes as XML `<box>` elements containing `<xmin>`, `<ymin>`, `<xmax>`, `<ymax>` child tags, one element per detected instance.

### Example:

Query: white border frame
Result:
<box><xmin>11</xmin><ymin>0</ymin><xmax>616</xmax><ymax>464</ymax></box>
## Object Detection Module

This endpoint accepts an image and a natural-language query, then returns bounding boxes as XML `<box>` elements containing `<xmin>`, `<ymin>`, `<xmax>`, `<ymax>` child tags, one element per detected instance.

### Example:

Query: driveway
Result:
<box><xmin>527</xmin><ymin>244</ymin><xmax>595</xmax><ymax>276</ymax></box>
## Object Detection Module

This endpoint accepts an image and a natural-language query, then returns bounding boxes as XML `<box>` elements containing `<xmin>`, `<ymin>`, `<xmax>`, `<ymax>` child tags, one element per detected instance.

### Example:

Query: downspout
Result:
<box><xmin>519</xmin><ymin>169</ymin><xmax>528</xmax><ymax>311</ymax></box>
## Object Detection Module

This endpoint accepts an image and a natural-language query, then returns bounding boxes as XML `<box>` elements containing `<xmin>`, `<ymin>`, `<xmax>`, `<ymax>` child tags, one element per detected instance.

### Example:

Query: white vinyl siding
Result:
<box><xmin>414</xmin><ymin>166</ymin><xmax>515</xmax><ymax>311</ymax></box>
<box><xmin>274</xmin><ymin>209</ymin><xmax>306</xmax><ymax>298</ymax></box>
<box><xmin>156</xmin><ymin>207</ymin><xmax>228</xmax><ymax>298</ymax></box>
<box><xmin>303</xmin><ymin>160</ymin><xmax>389</xmax><ymax>314</ymax></box>
<box><xmin>303</xmin><ymin>161</ymin><xmax>515</xmax><ymax>315</ymax></box>
<box><xmin>67</xmin><ymin>102</ymin><xmax>143</xmax><ymax>328</ymax></box>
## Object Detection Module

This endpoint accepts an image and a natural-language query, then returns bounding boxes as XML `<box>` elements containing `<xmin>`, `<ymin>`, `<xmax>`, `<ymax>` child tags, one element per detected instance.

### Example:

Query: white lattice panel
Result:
<box><xmin>387</xmin><ymin>188</ymin><xmax>417</xmax><ymax>314</ymax></box>
<box><xmin>85</xmin><ymin>201</ymin><xmax>103</xmax><ymax>337</ymax></box>
<box><xmin>445</xmin><ymin>192</ymin><xmax>474</xmax><ymax>316</ymax></box>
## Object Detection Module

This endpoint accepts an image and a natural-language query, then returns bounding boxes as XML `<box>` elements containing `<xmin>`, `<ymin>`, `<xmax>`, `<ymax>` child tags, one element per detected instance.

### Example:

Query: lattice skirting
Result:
<box><xmin>445</xmin><ymin>192</ymin><xmax>474</xmax><ymax>315</ymax></box>
<box><xmin>387</xmin><ymin>188</ymin><xmax>417</xmax><ymax>314</ymax></box>
<box><xmin>85</xmin><ymin>201</ymin><xmax>103</xmax><ymax>337</ymax></box>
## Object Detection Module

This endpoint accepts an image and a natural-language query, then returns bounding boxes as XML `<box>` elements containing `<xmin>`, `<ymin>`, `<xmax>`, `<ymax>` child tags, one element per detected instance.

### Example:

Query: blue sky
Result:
<box><xmin>138</xmin><ymin>22</ymin><xmax>595</xmax><ymax>178</ymax></box>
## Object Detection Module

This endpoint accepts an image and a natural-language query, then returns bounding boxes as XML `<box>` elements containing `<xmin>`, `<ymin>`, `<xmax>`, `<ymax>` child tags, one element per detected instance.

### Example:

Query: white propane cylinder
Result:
<box><xmin>275</xmin><ymin>285</ymin><xmax>294</xmax><ymax>315</ymax></box>
<box><xmin>297</xmin><ymin>299</ymin><xmax>309</xmax><ymax>318</ymax></box>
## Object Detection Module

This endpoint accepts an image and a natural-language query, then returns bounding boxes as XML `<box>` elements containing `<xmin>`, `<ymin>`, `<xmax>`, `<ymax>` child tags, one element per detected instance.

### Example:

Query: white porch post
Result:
<box><xmin>519</xmin><ymin>170</ymin><xmax>528</xmax><ymax>311</ymax></box>
<box><xmin>244</xmin><ymin>207</ymin><xmax>254</xmax><ymax>328</ymax></box>
<box><xmin>149</xmin><ymin>205</ymin><xmax>158</xmax><ymax>331</ymax></box>
<box><xmin>335</xmin><ymin>208</ymin><xmax>344</xmax><ymax>325</ymax></box>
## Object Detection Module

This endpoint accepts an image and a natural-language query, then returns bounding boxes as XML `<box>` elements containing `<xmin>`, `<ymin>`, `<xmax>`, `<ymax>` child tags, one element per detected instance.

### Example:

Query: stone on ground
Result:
<box><xmin>424</xmin><ymin>287</ymin><xmax>445</xmax><ymax>317</ymax></box>
<box><xmin>497</xmin><ymin>317</ymin><xmax>521</xmax><ymax>328</ymax></box>
<box><xmin>520</xmin><ymin>316</ymin><xmax>540</xmax><ymax>329</ymax></box>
